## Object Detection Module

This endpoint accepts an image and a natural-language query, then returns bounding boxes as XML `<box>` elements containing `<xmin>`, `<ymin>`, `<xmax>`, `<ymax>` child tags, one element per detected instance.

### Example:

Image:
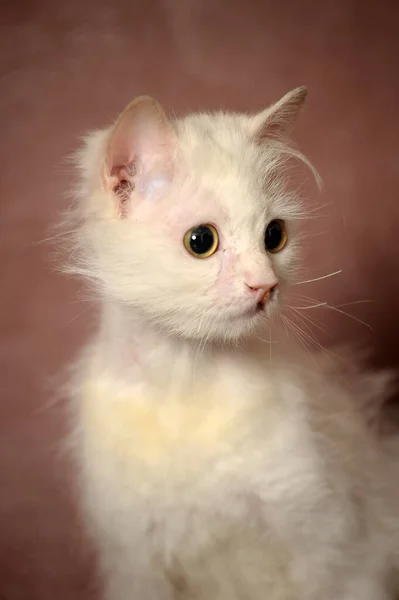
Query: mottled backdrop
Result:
<box><xmin>1</xmin><ymin>1</ymin><xmax>399</xmax><ymax>598</ymax></box>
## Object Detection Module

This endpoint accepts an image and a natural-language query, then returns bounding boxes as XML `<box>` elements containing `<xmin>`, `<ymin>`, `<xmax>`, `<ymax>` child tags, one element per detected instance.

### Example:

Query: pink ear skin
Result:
<box><xmin>101</xmin><ymin>96</ymin><xmax>176</xmax><ymax>218</ymax></box>
<box><xmin>250</xmin><ymin>86</ymin><xmax>308</xmax><ymax>143</ymax></box>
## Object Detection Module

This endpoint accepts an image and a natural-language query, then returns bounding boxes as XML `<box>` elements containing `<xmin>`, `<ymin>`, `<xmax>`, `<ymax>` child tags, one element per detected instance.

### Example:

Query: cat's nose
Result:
<box><xmin>246</xmin><ymin>282</ymin><xmax>278</xmax><ymax>305</ymax></box>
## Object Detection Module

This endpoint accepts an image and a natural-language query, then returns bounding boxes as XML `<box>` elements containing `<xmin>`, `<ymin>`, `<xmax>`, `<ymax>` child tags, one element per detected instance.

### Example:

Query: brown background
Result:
<box><xmin>1</xmin><ymin>0</ymin><xmax>399</xmax><ymax>598</ymax></box>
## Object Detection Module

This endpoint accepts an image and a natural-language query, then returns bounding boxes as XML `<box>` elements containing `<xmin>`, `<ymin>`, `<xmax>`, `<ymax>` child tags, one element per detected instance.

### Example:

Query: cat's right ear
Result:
<box><xmin>101</xmin><ymin>96</ymin><xmax>176</xmax><ymax>202</ymax></box>
<box><xmin>249</xmin><ymin>87</ymin><xmax>308</xmax><ymax>143</ymax></box>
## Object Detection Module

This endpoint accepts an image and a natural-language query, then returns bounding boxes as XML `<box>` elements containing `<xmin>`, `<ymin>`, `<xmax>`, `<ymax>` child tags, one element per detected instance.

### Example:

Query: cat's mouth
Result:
<box><xmin>226</xmin><ymin>289</ymin><xmax>278</xmax><ymax>323</ymax></box>
<box><xmin>256</xmin><ymin>299</ymin><xmax>267</xmax><ymax>312</ymax></box>
<box><xmin>234</xmin><ymin>302</ymin><xmax>267</xmax><ymax>321</ymax></box>
<box><xmin>242</xmin><ymin>292</ymin><xmax>277</xmax><ymax>319</ymax></box>
<box><xmin>254</xmin><ymin>301</ymin><xmax>268</xmax><ymax>315</ymax></box>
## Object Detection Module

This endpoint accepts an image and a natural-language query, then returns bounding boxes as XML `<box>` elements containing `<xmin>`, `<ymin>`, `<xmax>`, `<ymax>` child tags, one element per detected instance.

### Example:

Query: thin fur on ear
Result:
<box><xmin>250</xmin><ymin>86</ymin><xmax>308</xmax><ymax>143</ymax></box>
<box><xmin>102</xmin><ymin>96</ymin><xmax>176</xmax><ymax>202</ymax></box>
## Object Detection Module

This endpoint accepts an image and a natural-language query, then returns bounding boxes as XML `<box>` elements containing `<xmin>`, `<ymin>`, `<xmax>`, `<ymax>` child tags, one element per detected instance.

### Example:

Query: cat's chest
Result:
<box><xmin>79</xmin><ymin>376</ymin><xmax>359</xmax><ymax>579</ymax></box>
<box><xmin>80</xmin><ymin>377</ymin><xmax>276</xmax><ymax>485</ymax></box>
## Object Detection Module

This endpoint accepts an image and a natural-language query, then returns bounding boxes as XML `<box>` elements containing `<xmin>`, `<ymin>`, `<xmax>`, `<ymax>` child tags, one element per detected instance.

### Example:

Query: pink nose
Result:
<box><xmin>246</xmin><ymin>283</ymin><xmax>278</xmax><ymax>304</ymax></box>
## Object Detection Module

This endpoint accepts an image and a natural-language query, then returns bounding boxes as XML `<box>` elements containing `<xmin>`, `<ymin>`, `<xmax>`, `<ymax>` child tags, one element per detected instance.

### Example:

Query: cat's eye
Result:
<box><xmin>183</xmin><ymin>224</ymin><xmax>219</xmax><ymax>259</ymax></box>
<box><xmin>264</xmin><ymin>219</ymin><xmax>287</xmax><ymax>253</ymax></box>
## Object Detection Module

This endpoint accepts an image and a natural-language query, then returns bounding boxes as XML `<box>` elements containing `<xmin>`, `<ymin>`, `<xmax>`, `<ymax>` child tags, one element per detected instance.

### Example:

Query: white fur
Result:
<box><xmin>64</xmin><ymin>91</ymin><xmax>399</xmax><ymax>600</ymax></box>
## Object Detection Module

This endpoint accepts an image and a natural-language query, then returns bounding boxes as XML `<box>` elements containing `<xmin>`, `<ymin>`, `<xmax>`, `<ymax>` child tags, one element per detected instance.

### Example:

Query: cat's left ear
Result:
<box><xmin>249</xmin><ymin>86</ymin><xmax>307</xmax><ymax>143</ymax></box>
<box><xmin>102</xmin><ymin>96</ymin><xmax>176</xmax><ymax>193</ymax></box>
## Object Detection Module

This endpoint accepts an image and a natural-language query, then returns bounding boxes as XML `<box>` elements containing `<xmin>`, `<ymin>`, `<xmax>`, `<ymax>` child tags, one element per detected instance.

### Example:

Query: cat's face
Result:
<box><xmin>78</xmin><ymin>89</ymin><xmax>309</xmax><ymax>343</ymax></box>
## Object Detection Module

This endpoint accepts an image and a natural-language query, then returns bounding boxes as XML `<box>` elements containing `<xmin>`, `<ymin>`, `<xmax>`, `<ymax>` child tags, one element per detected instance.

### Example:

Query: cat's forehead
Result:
<box><xmin>176</xmin><ymin>113</ymin><xmax>258</xmax><ymax>174</ymax></box>
<box><xmin>174</xmin><ymin>113</ymin><xmax>284</xmax><ymax>218</ymax></box>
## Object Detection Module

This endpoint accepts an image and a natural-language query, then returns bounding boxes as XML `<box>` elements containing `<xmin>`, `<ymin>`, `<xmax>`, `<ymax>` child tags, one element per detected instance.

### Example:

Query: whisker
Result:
<box><xmin>291</xmin><ymin>292</ymin><xmax>325</xmax><ymax>304</ymax></box>
<box><xmin>290</xmin><ymin>302</ymin><xmax>327</xmax><ymax>310</ymax></box>
<box><xmin>269</xmin><ymin>317</ymin><xmax>273</xmax><ymax>361</ymax></box>
<box><xmin>280</xmin><ymin>314</ymin><xmax>290</xmax><ymax>342</ymax></box>
<box><xmin>290</xmin><ymin>297</ymin><xmax>373</xmax><ymax>331</ymax></box>
<box><xmin>288</xmin><ymin>306</ymin><xmax>331</xmax><ymax>338</ymax></box>
<box><xmin>285</xmin><ymin>315</ymin><xmax>322</xmax><ymax>351</ymax></box>
<box><xmin>322</xmin><ymin>305</ymin><xmax>373</xmax><ymax>331</ymax></box>
<box><xmin>281</xmin><ymin>314</ymin><xmax>314</xmax><ymax>356</ymax></box>
<box><xmin>335</xmin><ymin>300</ymin><xmax>374</xmax><ymax>308</ymax></box>
<box><xmin>255</xmin><ymin>335</ymin><xmax>278</xmax><ymax>344</ymax></box>
<box><xmin>287</xmin><ymin>308</ymin><xmax>319</xmax><ymax>342</ymax></box>
<box><xmin>68</xmin><ymin>305</ymin><xmax>92</xmax><ymax>325</ymax></box>
<box><xmin>293</xmin><ymin>270</ymin><xmax>342</xmax><ymax>286</ymax></box>
<box><xmin>283</xmin><ymin>313</ymin><xmax>341</xmax><ymax>366</ymax></box>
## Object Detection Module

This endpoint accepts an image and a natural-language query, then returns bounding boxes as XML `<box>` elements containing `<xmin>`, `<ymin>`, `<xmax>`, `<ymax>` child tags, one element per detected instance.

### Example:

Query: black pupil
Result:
<box><xmin>189</xmin><ymin>226</ymin><xmax>214</xmax><ymax>255</ymax></box>
<box><xmin>265</xmin><ymin>220</ymin><xmax>283</xmax><ymax>250</ymax></box>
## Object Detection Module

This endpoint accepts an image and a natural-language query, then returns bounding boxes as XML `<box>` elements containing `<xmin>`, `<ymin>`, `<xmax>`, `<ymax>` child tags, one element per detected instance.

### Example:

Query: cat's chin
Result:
<box><xmin>230</xmin><ymin>304</ymin><xmax>266</xmax><ymax>321</ymax></box>
<box><xmin>226</xmin><ymin>312</ymin><xmax>268</xmax><ymax>340</ymax></box>
<box><xmin>175</xmin><ymin>312</ymin><xmax>268</xmax><ymax>346</ymax></box>
<box><xmin>148</xmin><ymin>300</ymin><xmax>279</xmax><ymax>345</ymax></box>
<box><xmin>226</xmin><ymin>300</ymin><xmax>278</xmax><ymax>328</ymax></box>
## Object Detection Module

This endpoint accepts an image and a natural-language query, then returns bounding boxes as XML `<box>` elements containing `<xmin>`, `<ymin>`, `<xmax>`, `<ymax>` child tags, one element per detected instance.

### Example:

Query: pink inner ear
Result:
<box><xmin>111</xmin><ymin>165</ymin><xmax>136</xmax><ymax>219</ymax></box>
<box><xmin>102</xmin><ymin>158</ymin><xmax>136</xmax><ymax>218</ymax></box>
<box><xmin>110</xmin><ymin>162</ymin><xmax>136</xmax><ymax>181</ymax></box>
<box><xmin>104</xmin><ymin>97</ymin><xmax>176</xmax><ymax>194</ymax></box>
<box><xmin>252</xmin><ymin>87</ymin><xmax>307</xmax><ymax>143</ymax></box>
<box><xmin>102</xmin><ymin>97</ymin><xmax>176</xmax><ymax>219</ymax></box>
<box><xmin>105</xmin><ymin>125</ymin><xmax>140</xmax><ymax>194</ymax></box>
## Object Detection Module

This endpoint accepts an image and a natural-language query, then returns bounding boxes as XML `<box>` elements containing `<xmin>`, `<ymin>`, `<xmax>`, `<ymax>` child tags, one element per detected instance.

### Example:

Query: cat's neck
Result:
<box><xmin>88</xmin><ymin>301</ymin><xmax>282</xmax><ymax>395</ymax></box>
<box><xmin>91</xmin><ymin>301</ymin><xmax>218</xmax><ymax>389</ymax></box>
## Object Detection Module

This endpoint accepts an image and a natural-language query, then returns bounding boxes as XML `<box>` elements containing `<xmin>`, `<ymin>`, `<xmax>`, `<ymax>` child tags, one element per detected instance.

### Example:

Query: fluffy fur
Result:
<box><xmin>64</xmin><ymin>88</ymin><xmax>399</xmax><ymax>600</ymax></box>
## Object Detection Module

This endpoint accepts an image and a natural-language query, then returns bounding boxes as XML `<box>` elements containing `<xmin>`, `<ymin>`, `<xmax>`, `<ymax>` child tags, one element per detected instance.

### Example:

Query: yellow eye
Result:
<box><xmin>183</xmin><ymin>224</ymin><xmax>219</xmax><ymax>258</ymax></box>
<box><xmin>264</xmin><ymin>219</ymin><xmax>287</xmax><ymax>253</ymax></box>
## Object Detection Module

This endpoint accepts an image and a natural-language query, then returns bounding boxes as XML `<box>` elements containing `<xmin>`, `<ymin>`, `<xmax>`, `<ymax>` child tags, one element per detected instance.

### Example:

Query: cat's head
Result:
<box><xmin>73</xmin><ymin>88</ymin><xmax>314</xmax><ymax>343</ymax></box>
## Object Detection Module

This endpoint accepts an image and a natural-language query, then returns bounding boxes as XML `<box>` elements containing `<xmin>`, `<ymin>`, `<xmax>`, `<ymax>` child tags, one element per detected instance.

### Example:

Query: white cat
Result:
<box><xmin>65</xmin><ymin>88</ymin><xmax>399</xmax><ymax>599</ymax></box>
